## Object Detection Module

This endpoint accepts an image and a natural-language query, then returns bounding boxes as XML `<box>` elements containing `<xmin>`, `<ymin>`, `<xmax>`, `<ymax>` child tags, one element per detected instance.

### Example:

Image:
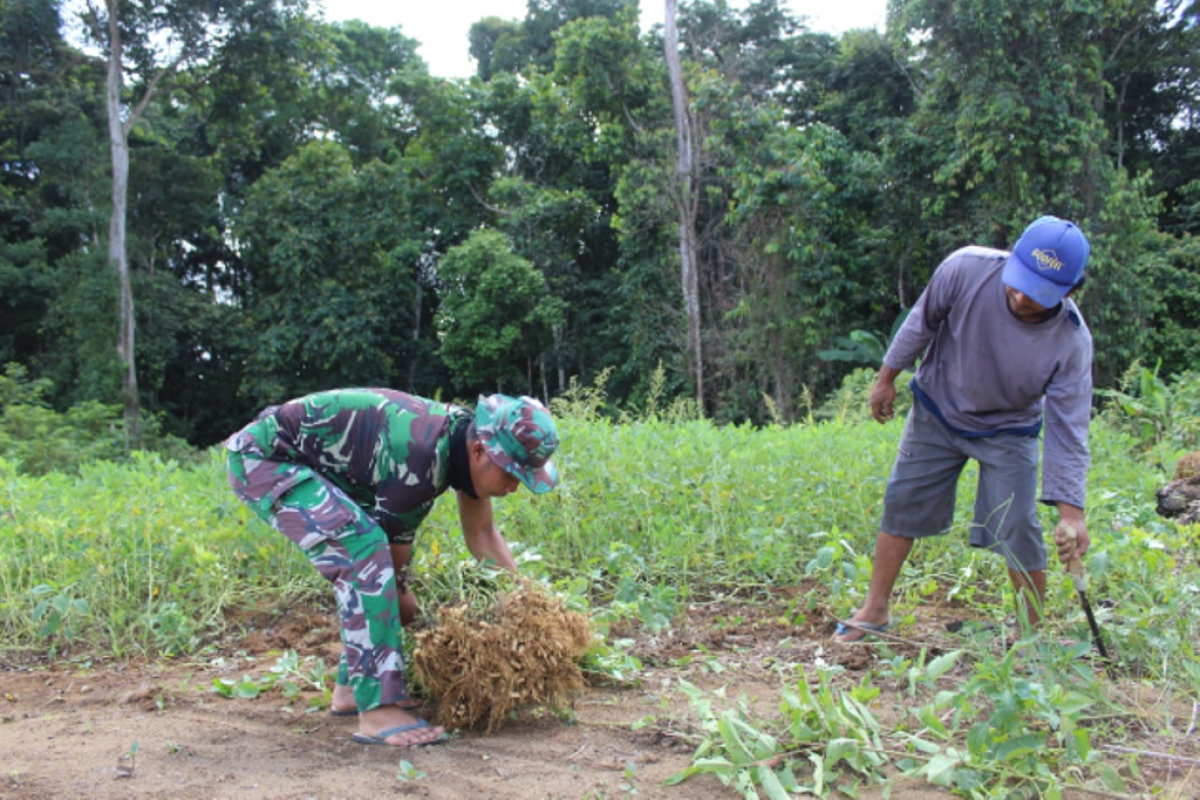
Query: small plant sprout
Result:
<box><xmin>115</xmin><ymin>741</ymin><xmax>138</xmax><ymax>779</ymax></box>
<box><xmin>395</xmin><ymin>759</ymin><xmax>426</xmax><ymax>782</ymax></box>
<box><xmin>619</xmin><ymin>759</ymin><xmax>640</xmax><ymax>795</ymax></box>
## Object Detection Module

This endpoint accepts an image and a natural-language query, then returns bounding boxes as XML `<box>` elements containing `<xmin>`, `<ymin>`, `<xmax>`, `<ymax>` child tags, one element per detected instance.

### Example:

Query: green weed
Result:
<box><xmin>0</xmin><ymin>391</ymin><xmax>1194</xmax><ymax>796</ymax></box>
<box><xmin>667</xmin><ymin>646</ymin><xmax>1128</xmax><ymax>798</ymax></box>
<box><xmin>395</xmin><ymin>759</ymin><xmax>426</xmax><ymax>782</ymax></box>
<box><xmin>210</xmin><ymin>649</ymin><xmax>334</xmax><ymax>711</ymax></box>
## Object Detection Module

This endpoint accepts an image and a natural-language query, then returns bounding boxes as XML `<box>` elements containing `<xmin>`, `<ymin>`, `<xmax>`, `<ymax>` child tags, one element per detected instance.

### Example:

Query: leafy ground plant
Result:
<box><xmin>1</xmin><ymin>399</ymin><xmax>1194</xmax><ymax>796</ymax></box>
<box><xmin>210</xmin><ymin>650</ymin><xmax>334</xmax><ymax>712</ymax></box>
<box><xmin>667</xmin><ymin>670</ymin><xmax>890</xmax><ymax>798</ymax></box>
<box><xmin>666</xmin><ymin>637</ymin><xmax>1143</xmax><ymax>799</ymax></box>
<box><xmin>395</xmin><ymin>759</ymin><xmax>426</xmax><ymax>782</ymax></box>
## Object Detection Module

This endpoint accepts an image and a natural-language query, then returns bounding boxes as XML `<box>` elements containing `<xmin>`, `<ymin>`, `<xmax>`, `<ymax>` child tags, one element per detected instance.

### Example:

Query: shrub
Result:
<box><xmin>0</xmin><ymin>362</ymin><xmax>197</xmax><ymax>475</ymax></box>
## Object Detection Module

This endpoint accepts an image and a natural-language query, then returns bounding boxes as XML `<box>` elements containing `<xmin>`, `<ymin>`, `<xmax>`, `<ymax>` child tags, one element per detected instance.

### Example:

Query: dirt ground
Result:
<box><xmin>2</xmin><ymin>590</ymin><xmax>1197</xmax><ymax>799</ymax></box>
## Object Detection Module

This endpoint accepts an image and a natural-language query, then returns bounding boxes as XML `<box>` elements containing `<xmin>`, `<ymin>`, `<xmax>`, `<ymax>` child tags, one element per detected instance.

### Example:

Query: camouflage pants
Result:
<box><xmin>226</xmin><ymin>450</ymin><xmax>412</xmax><ymax>711</ymax></box>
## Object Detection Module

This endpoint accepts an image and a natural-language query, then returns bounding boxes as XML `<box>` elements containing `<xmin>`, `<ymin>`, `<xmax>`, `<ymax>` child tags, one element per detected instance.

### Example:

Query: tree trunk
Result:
<box><xmin>664</xmin><ymin>0</ymin><xmax>704</xmax><ymax>411</ymax></box>
<box><xmin>105</xmin><ymin>1</ymin><xmax>139</xmax><ymax>446</ymax></box>
<box><xmin>408</xmin><ymin>279</ymin><xmax>423</xmax><ymax>391</ymax></box>
<box><xmin>552</xmin><ymin>322</ymin><xmax>565</xmax><ymax>394</ymax></box>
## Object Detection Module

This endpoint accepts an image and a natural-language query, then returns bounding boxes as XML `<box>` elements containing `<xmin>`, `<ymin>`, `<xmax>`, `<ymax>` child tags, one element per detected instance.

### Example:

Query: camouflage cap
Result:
<box><xmin>475</xmin><ymin>394</ymin><xmax>560</xmax><ymax>494</ymax></box>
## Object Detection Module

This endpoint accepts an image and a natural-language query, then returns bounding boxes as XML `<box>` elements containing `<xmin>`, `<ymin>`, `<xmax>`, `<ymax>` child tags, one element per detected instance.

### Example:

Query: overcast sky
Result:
<box><xmin>317</xmin><ymin>0</ymin><xmax>889</xmax><ymax>79</ymax></box>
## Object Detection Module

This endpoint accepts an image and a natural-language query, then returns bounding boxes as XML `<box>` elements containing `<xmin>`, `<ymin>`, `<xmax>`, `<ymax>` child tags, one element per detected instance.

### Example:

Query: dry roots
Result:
<box><xmin>411</xmin><ymin>581</ymin><xmax>593</xmax><ymax>733</ymax></box>
<box><xmin>1174</xmin><ymin>451</ymin><xmax>1199</xmax><ymax>480</ymax></box>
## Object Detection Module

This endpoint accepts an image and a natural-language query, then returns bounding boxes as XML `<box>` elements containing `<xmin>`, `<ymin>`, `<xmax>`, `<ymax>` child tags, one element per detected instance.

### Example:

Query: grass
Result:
<box><xmin>0</xmin><ymin>404</ymin><xmax>1197</xmax><ymax>796</ymax></box>
<box><xmin>0</xmin><ymin>411</ymin><xmax>1189</xmax><ymax>669</ymax></box>
<box><xmin>0</xmin><ymin>451</ymin><xmax>315</xmax><ymax>659</ymax></box>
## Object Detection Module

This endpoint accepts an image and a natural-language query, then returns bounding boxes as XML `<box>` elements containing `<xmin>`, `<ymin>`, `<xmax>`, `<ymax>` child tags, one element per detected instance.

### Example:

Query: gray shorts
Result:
<box><xmin>881</xmin><ymin>401</ymin><xmax>1045</xmax><ymax>571</ymax></box>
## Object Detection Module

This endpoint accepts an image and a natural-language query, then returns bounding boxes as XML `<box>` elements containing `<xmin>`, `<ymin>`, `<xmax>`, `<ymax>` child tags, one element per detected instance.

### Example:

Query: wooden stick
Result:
<box><xmin>1101</xmin><ymin>744</ymin><xmax>1200</xmax><ymax>765</ymax></box>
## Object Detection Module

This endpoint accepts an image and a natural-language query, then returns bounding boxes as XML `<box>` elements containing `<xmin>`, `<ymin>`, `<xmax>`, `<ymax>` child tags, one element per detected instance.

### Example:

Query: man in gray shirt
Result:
<box><xmin>834</xmin><ymin>216</ymin><xmax>1093</xmax><ymax>643</ymax></box>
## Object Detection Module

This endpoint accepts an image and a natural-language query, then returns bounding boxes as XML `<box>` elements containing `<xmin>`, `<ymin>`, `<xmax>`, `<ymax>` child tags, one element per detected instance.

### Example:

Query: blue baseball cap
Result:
<box><xmin>1001</xmin><ymin>216</ymin><xmax>1090</xmax><ymax>307</ymax></box>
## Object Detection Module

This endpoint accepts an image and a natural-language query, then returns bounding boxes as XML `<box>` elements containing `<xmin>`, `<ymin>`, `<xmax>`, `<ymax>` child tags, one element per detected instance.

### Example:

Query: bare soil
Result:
<box><xmin>2</xmin><ymin>589</ymin><xmax>1197</xmax><ymax>799</ymax></box>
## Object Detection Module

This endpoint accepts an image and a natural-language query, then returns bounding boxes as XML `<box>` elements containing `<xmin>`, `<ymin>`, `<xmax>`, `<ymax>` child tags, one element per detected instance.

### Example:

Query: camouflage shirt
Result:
<box><xmin>225</xmin><ymin>389</ymin><xmax>472</xmax><ymax>541</ymax></box>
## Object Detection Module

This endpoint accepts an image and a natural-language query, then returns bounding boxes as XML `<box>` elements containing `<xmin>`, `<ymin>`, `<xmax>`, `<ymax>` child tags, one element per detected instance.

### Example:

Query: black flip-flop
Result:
<box><xmin>351</xmin><ymin>719</ymin><xmax>446</xmax><ymax>747</ymax></box>
<box><xmin>832</xmin><ymin>619</ymin><xmax>892</xmax><ymax>642</ymax></box>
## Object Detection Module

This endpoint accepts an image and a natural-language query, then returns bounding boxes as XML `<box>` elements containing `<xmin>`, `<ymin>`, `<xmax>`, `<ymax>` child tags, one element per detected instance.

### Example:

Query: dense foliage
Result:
<box><xmin>1</xmin><ymin>381</ymin><xmax>1196</xmax><ymax>794</ymax></box>
<box><xmin>1</xmin><ymin>0</ymin><xmax>1198</xmax><ymax>444</ymax></box>
<box><xmin>0</xmin><ymin>383</ymin><xmax>1189</xmax><ymax>657</ymax></box>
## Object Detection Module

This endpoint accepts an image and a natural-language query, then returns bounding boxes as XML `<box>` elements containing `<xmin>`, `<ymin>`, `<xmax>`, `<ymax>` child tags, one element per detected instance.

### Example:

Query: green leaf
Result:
<box><xmin>775</xmin><ymin>763</ymin><xmax>802</xmax><ymax>792</ymax></box>
<box><xmin>915</xmin><ymin>704</ymin><xmax>950</xmax><ymax>738</ymax></box>
<box><xmin>923</xmin><ymin>650</ymin><xmax>962</xmax><ymax>680</ymax></box>
<box><xmin>234</xmin><ymin>682</ymin><xmax>262</xmax><ymax>699</ymax></box>
<box><xmin>1058</xmin><ymin>692</ymin><xmax>1095</xmax><ymax>716</ymax></box>
<box><xmin>690</xmin><ymin>757</ymin><xmax>738</xmax><ymax>776</ymax></box>
<box><xmin>730</xmin><ymin>716</ymin><xmax>778</xmax><ymax>760</ymax></box>
<box><xmin>662</xmin><ymin>767</ymin><xmax>699</xmax><ymax>786</ymax></box>
<box><xmin>966</xmin><ymin>721</ymin><xmax>991</xmax><ymax>757</ymax></box>
<box><xmin>992</xmin><ymin>733</ymin><xmax>1045</xmax><ymax>763</ymax></box>
<box><xmin>950</xmin><ymin>767</ymin><xmax>985</xmax><ymax>793</ymax></box>
<box><xmin>899</xmin><ymin>732</ymin><xmax>944</xmax><ymax>755</ymax></box>
<box><xmin>755</xmin><ymin>765</ymin><xmax>791</xmax><ymax>800</ymax></box>
<box><xmin>38</xmin><ymin>614</ymin><xmax>63</xmax><ymax>638</ymax></box>
<box><xmin>1094</xmin><ymin>762</ymin><xmax>1127</xmax><ymax>793</ymax></box>
<box><xmin>920</xmin><ymin>754</ymin><xmax>960</xmax><ymax>787</ymax></box>
<box><xmin>717</xmin><ymin>715</ymin><xmax>756</xmax><ymax>764</ymax></box>
<box><xmin>826</xmin><ymin>738</ymin><xmax>860</xmax><ymax>768</ymax></box>
<box><xmin>808</xmin><ymin>751</ymin><xmax>825</xmax><ymax>795</ymax></box>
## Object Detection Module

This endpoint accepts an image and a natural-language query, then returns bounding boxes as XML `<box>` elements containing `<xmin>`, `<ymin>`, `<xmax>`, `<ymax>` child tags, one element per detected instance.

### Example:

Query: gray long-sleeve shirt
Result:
<box><xmin>884</xmin><ymin>246</ymin><xmax>1093</xmax><ymax>509</ymax></box>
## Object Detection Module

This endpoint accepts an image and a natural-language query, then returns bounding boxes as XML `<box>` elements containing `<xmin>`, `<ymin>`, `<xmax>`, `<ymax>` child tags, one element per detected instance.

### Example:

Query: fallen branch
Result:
<box><xmin>1101</xmin><ymin>744</ymin><xmax>1200</xmax><ymax>766</ymax></box>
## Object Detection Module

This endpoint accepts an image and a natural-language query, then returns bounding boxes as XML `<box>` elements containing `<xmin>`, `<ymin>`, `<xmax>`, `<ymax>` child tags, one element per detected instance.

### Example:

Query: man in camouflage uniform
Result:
<box><xmin>225</xmin><ymin>389</ymin><xmax>560</xmax><ymax>747</ymax></box>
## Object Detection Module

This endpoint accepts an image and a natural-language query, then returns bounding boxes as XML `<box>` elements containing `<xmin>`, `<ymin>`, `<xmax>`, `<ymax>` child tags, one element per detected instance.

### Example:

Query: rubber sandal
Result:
<box><xmin>832</xmin><ymin>619</ymin><xmax>892</xmax><ymax>643</ymax></box>
<box><xmin>351</xmin><ymin>719</ymin><xmax>447</xmax><ymax>748</ymax></box>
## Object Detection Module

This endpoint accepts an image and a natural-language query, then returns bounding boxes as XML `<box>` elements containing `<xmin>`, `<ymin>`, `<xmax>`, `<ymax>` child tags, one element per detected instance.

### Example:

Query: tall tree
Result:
<box><xmin>468</xmin><ymin>16</ymin><xmax>525</xmax><ymax>81</ymax></box>
<box><xmin>237</xmin><ymin>140</ymin><xmax>423</xmax><ymax>403</ymax></box>
<box><xmin>1</xmin><ymin>0</ymin><xmax>119</xmax><ymax>405</ymax></box>
<box><xmin>314</xmin><ymin>20</ymin><xmax>426</xmax><ymax>163</ymax></box>
<box><xmin>468</xmin><ymin>10</ymin><xmax>649</xmax><ymax>394</ymax></box>
<box><xmin>79</xmin><ymin>0</ymin><xmax>302</xmax><ymax>442</ymax></box>
<box><xmin>434</xmin><ymin>228</ymin><xmax>564</xmax><ymax>395</ymax></box>
<box><xmin>664</xmin><ymin>0</ymin><xmax>704</xmax><ymax>408</ymax></box>
<box><xmin>718</xmin><ymin>105</ymin><xmax>886</xmax><ymax>422</ymax></box>
<box><xmin>1097</xmin><ymin>0</ymin><xmax>1200</xmax><ymax>235</ymax></box>
<box><xmin>893</xmin><ymin>0</ymin><xmax>1110</xmax><ymax>241</ymax></box>
<box><xmin>521</xmin><ymin>0</ymin><xmax>637</xmax><ymax>74</ymax></box>
<box><xmin>892</xmin><ymin>0</ymin><xmax>1169</xmax><ymax>384</ymax></box>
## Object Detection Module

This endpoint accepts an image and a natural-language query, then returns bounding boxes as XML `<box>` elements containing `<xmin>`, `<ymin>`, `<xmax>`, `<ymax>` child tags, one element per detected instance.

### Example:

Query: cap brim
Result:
<box><xmin>517</xmin><ymin>460</ymin><xmax>558</xmax><ymax>495</ymax></box>
<box><xmin>1001</xmin><ymin>254</ymin><xmax>1071</xmax><ymax>308</ymax></box>
<box><xmin>483</xmin><ymin>447</ymin><xmax>558</xmax><ymax>494</ymax></box>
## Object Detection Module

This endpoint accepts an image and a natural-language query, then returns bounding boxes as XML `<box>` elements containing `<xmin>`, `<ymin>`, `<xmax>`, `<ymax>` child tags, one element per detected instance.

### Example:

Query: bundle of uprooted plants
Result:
<box><xmin>411</xmin><ymin>578</ymin><xmax>594</xmax><ymax>732</ymax></box>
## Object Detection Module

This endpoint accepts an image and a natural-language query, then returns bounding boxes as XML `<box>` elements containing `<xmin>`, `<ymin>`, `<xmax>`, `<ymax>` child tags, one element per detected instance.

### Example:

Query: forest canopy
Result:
<box><xmin>2</xmin><ymin>0</ymin><xmax>1198</xmax><ymax>447</ymax></box>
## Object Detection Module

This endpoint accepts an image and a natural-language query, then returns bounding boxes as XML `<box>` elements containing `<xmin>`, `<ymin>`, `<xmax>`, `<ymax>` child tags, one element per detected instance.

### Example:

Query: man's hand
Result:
<box><xmin>1053</xmin><ymin>503</ymin><xmax>1089</xmax><ymax>563</ymax></box>
<box><xmin>870</xmin><ymin>365</ymin><xmax>902</xmax><ymax>423</ymax></box>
